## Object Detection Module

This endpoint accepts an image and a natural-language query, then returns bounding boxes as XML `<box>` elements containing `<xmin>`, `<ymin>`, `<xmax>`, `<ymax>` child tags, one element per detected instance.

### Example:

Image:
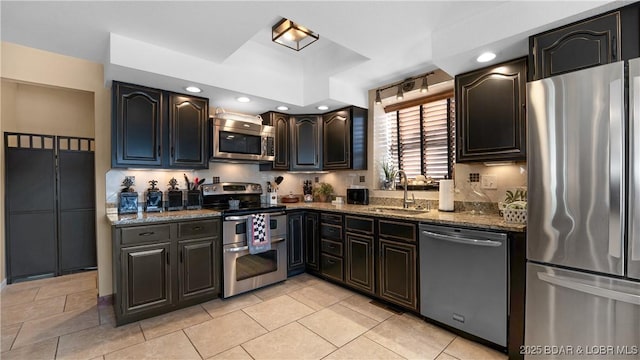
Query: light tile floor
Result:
<box><xmin>0</xmin><ymin>271</ymin><xmax>507</xmax><ymax>360</ymax></box>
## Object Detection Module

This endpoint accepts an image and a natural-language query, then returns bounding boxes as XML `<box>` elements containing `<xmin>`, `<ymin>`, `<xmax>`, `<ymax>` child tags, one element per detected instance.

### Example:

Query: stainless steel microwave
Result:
<box><xmin>211</xmin><ymin>118</ymin><xmax>275</xmax><ymax>162</ymax></box>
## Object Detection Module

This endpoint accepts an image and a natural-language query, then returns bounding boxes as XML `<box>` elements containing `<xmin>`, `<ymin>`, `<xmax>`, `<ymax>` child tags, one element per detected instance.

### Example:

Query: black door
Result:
<box><xmin>304</xmin><ymin>212</ymin><xmax>320</xmax><ymax>271</ymax></box>
<box><xmin>5</xmin><ymin>133</ymin><xmax>57</xmax><ymax>281</ymax></box>
<box><xmin>378</xmin><ymin>239</ymin><xmax>417</xmax><ymax>311</ymax></box>
<box><xmin>346</xmin><ymin>232</ymin><xmax>374</xmax><ymax>294</ymax></box>
<box><xmin>121</xmin><ymin>242</ymin><xmax>172</xmax><ymax>315</ymax></box>
<box><xmin>57</xmin><ymin>137</ymin><xmax>96</xmax><ymax>273</ymax></box>
<box><xmin>178</xmin><ymin>238</ymin><xmax>219</xmax><ymax>302</ymax></box>
<box><xmin>5</xmin><ymin>133</ymin><xmax>96</xmax><ymax>283</ymax></box>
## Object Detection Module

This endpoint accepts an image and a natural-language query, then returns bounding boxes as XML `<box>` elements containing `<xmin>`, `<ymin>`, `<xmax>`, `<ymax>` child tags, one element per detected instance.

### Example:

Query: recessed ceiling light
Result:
<box><xmin>476</xmin><ymin>52</ymin><xmax>496</xmax><ymax>63</ymax></box>
<box><xmin>317</xmin><ymin>105</ymin><xmax>329</xmax><ymax>111</ymax></box>
<box><xmin>276</xmin><ymin>105</ymin><xmax>289</xmax><ymax>111</ymax></box>
<box><xmin>237</xmin><ymin>96</ymin><xmax>251</xmax><ymax>103</ymax></box>
<box><xmin>185</xmin><ymin>86</ymin><xmax>201</xmax><ymax>93</ymax></box>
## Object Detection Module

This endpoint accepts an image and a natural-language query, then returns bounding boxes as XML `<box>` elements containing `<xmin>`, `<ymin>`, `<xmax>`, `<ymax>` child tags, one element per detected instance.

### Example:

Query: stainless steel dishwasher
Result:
<box><xmin>419</xmin><ymin>223</ymin><xmax>507</xmax><ymax>347</ymax></box>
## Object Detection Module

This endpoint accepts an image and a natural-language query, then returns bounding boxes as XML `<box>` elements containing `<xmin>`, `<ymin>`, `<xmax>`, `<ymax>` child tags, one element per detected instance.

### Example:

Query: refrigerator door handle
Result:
<box><xmin>608</xmin><ymin>78</ymin><xmax>624</xmax><ymax>259</ymax></box>
<box><xmin>538</xmin><ymin>272</ymin><xmax>640</xmax><ymax>305</ymax></box>
<box><xmin>632</xmin><ymin>73</ymin><xmax>640</xmax><ymax>261</ymax></box>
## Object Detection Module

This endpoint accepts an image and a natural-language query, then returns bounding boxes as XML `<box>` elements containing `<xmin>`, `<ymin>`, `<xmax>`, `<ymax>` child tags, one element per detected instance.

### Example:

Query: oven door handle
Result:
<box><xmin>224</xmin><ymin>212</ymin><xmax>286</xmax><ymax>221</ymax></box>
<box><xmin>224</xmin><ymin>237</ymin><xmax>285</xmax><ymax>253</ymax></box>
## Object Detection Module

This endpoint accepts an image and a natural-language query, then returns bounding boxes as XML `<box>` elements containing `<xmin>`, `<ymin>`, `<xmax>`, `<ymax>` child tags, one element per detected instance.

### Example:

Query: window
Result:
<box><xmin>378</xmin><ymin>95</ymin><xmax>455</xmax><ymax>184</ymax></box>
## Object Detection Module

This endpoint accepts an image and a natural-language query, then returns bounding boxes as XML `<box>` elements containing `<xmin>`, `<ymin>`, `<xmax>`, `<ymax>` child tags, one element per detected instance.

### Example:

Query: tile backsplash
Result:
<box><xmin>106</xmin><ymin>161</ymin><xmax>527</xmax><ymax>210</ymax></box>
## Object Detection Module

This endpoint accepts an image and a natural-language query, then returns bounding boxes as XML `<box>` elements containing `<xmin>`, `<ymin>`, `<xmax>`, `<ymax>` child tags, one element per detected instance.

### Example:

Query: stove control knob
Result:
<box><xmin>252</xmin><ymin>184</ymin><xmax>260</xmax><ymax>191</ymax></box>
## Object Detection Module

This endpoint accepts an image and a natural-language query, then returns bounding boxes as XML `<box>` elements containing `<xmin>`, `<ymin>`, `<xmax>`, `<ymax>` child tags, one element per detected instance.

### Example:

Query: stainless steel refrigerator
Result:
<box><xmin>526</xmin><ymin>59</ymin><xmax>640</xmax><ymax>359</ymax></box>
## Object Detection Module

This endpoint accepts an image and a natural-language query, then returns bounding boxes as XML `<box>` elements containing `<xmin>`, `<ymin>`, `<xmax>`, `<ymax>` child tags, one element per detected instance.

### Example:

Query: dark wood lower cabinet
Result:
<box><xmin>378</xmin><ymin>239</ymin><xmax>417</xmax><ymax>311</ymax></box>
<box><xmin>287</xmin><ymin>212</ymin><xmax>306</xmax><ymax>276</ymax></box>
<box><xmin>121</xmin><ymin>242</ymin><xmax>172</xmax><ymax>316</ymax></box>
<box><xmin>345</xmin><ymin>232</ymin><xmax>374</xmax><ymax>295</ymax></box>
<box><xmin>113</xmin><ymin>219</ymin><xmax>221</xmax><ymax>325</ymax></box>
<box><xmin>304</xmin><ymin>213</ymin><xmax>320</xmax><ymax>272</ymax></box>
<box><xmin>178</xmin><ymin>238</ymin><xmax>220</xmax><ymax>302</ymax></box>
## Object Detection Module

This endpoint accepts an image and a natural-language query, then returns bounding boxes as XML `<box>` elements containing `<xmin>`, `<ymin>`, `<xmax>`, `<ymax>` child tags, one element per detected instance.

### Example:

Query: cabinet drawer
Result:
<box><xmin>321</xmin><ymin>239</ymin><xmax>343</xmax><ymax>257</ymax></box>
<box><xmin>321</xmin><ymin>254</ymin><xmax>344</xmax><ymax>282</ymax></box>
<box><xmin>321</xmin><ymin>213</ymin><xmax>343</xmax><ymax>226</ymax></box>
<box><xmin>121</xmin><ymin>224</ymin><xmax>171</xmax><ymax>245</ymax></box>
<box><xmin>378</xmin><ymin>220</ymin><xmax>416</xmax><ymax>243</ymax></box>
<box><xmin>320</xmin><ymin>224</ymin><xmax>343</xmax><ymax>241</ymax></box>
<box><xmin>177</xmin><ymin>220</ymin><xmax>219</xmax><ymax>240</ymax></box>
<box><xmin>345</xmin><ymin>216</ymin><xmax>374</xmax><ymax>234</ymax></box>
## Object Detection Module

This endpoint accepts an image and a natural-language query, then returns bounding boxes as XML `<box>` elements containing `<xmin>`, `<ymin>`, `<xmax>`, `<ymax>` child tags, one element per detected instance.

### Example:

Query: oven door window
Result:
<box><xmin>219</xmin><ymin>131</ymin><xmax>261</xmax><ymax>155</ymax></box>
<box><xmin>235</xmin><ymin>250</ymin><xmax>278</xmax><ymax>281</ymax></box>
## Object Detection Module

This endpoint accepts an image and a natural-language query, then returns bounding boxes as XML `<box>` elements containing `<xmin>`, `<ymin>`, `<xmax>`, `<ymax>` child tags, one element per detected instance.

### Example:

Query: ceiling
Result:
<box><xmin>1</xmin><ymin>1</ymin><xmax>622</xmax><ymax>115</ymax></box>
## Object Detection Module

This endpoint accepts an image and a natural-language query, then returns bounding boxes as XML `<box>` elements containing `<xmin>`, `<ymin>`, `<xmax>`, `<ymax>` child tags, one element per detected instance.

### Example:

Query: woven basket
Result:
<box><xmin>503</xmin><ymin>208</ymin><xmax>527</xmax><ymax>223</ymax></box>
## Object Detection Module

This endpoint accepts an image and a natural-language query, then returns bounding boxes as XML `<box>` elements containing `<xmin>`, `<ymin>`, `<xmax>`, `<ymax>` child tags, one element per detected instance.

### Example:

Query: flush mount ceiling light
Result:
<box><xmin>317</xmin><ymin>105</ymin><xmax>329</xmax><ymax>111</ymax></box>
<box><xmin>185</xmin><ymin>86</ymin><xmax>201</xmax><ymax>93</ymax></box>
<box><xmin>476</xmin><ymin>52</ymin><xmax>496</xmax><ymax>63</ymax></box>
<box><xmin>236</xmin><ymin>96</ymin><xmax>251</xmax><ymax>103</ymax></box>
<box><xmin>375</xmin><ymin>71</ymin><xmax>434</xmax><ymax>104</ymax></box>
<box><xmin>276</xmin><ymin>105</ymin><xmax>289</xmax><ymax>111</ymax></box>
<box><xmin>272</xmin><ymin>18</ymin><xmax>319</xmax><ymax>51</ymax></box>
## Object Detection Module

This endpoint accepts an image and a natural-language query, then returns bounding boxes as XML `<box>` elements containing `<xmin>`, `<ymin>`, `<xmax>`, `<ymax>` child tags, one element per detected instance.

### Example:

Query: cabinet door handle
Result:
<box><xmin>327</xmin><ymin>259</ymin><xmax>335</xmax><ymax>265</ymax></box>
<box><xmin>139</xmin><ymin>231</ymin><xmax>155</xmax><ymax>236</ymax></box>
<box><xmin>328</xmin><ymin>244</ymin><xmax>336</xmax><ymax>249</ymax></box>
<box><xmin>171</xmin><ymin>146</ymin><xmax>175</xmax><ymax>158</ymax></box>
<box><xmin>192</xmin><ymin>226</ymin><xmax>202</xmax><ymax>231</ymax></box>
<box><xmin>180</xmin><ymin>250</ymin><xmax>183</xmax><ymax>263</ymax></box>
<box><xmin>612</xmin><ymin>35</ymin><xmax>617</xmax><ymax>60</ymax></box>
<box><xmin>157</xmin><ymin>145</ymin><xmax>161</xmax><ymax>157</ymax></box>
<box><xmin>166</xmin><ymin>252</ymin><xmax>170</xmax><ymax>265</ymax></box>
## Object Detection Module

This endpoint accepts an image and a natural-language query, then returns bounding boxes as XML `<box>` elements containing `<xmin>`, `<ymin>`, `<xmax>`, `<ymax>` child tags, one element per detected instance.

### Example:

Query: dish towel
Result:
<box><xmin>247</xmin><ymin>213</ymin><xmax>271</xmax><ymax>254</ymax></box>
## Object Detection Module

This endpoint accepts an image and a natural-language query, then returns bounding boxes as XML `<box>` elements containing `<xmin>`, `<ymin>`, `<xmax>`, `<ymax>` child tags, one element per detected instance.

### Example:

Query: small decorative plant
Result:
<box><xmin>313</xmin><ymin>182</ymin><xmax>334</xmax><ymax>202</ymax></box>
<box><xmin>381</xmin><ymin>160</ymin><xmax>397</xmax><ymax>190</ymax></box>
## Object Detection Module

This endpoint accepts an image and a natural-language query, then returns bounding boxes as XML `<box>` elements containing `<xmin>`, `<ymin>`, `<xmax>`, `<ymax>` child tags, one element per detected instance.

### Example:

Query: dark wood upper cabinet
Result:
<box><xmin>259</xmin><ymin>112</ymin><xmax>290</xmax><ymax>171</ymax></box>
<box><xmin>112</xmin><ymin>81</ymin><xmax>209</xmax><ymax>169</ymax></box>
<box><xmin>168</xmin><ymin>94</ymin><xmax>208</xmax><ymax>169</ymax></box>
<box><xmin>112</xmin><ymin>82</ymin><xmax>163</xmax><ymax>167</ymax></box>
<box><xmin>291</xmin><ymin>115</ymin><xmax>322</xmax><ymax>171</ymax></box>
<box><xmin>529</xmin><ymin>4</ymin><xmax>639</xmax><ymax>81</ymax></box>
<box><xmin>322</xmin><ymin>106</ymin><xmax>368</xmax><ymax>170</ymax></box>
<box><xmin>455</xmin><ymin>57</ymin><xmax>527</xmax><ymax>163</ymax></box>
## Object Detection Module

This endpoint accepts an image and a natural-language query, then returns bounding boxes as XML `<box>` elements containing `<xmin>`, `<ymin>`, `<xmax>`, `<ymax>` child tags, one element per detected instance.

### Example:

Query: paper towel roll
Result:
<box><xmin>439</xmin><ymin>179</ymin><xmax>454</xmax><ymax>211</ymax></box>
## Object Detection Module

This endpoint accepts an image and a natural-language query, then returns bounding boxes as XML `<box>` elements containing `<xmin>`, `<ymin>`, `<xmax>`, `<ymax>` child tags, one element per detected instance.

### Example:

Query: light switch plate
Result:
<box><xmin>481</xmin><ymin>174</ymin><xmax>497</xmax><ymax>189</ymax></box>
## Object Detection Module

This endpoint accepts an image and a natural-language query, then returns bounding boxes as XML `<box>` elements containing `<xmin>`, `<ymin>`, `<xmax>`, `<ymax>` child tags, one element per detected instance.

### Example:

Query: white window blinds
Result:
<box><xmin>383</xmin><ymin>96</ymin><xmax>455</xmax><ymax>181</ymax></box>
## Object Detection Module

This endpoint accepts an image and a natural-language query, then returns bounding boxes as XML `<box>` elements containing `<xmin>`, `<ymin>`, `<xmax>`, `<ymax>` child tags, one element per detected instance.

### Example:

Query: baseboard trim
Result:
<box><xmin>0</xmin><ymin>278</ymin><xmax>6</xmax><ymax>290</ymax></box>
<box><xmin>98</xmin><ymin>294</ymin><xmax>113</xmax><ymax>306</ymax></box>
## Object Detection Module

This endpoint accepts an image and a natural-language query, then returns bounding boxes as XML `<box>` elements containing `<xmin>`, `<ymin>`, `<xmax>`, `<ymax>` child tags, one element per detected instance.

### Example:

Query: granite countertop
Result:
<box><xmin>106</xmin><ymin>202</ymin><xmax>526</xmax><ymax>232</ymax></box>
<box><xmin>107</xmin><ymin>209</ymin><xmax>222</xmax><ymax>226</ymax></box>
<box><xmin>284</xmin><ymin>202</ymin><xmax>526</xmax><ymax>233</ymax></box>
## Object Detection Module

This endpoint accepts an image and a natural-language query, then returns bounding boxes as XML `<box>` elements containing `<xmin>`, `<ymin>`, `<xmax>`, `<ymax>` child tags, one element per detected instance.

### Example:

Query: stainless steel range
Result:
<box><xmin>201</xmin><ymin>182</ymin><xmax>287</xmax><ymax>298</ymax></box>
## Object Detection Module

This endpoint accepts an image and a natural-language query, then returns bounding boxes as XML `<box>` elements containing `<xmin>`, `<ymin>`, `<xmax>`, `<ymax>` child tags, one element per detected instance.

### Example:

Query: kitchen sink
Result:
<box><xmin>365</xmin><ymin>207</ymin><xmax>430</xmax><ymax>215</ymax></box>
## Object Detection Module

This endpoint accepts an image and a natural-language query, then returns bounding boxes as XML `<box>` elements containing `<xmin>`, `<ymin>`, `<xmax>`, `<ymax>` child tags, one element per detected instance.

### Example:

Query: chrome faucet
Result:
<box><xmin>397</xmin><ymin>170</ymin><xmax>415</xmax><ymax>208</ymax></box>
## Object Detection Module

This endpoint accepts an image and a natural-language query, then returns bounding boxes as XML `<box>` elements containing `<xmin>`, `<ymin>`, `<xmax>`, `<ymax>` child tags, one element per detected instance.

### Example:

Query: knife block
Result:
<box><xmin>167</xmin><ymin>190</ymin><xmax>183</xmax><ymax>211</ymax></box>
<box><xmin>186</xmin><ymin>190</ymin><xmax>202</xmax><ymax>210</ymax></box>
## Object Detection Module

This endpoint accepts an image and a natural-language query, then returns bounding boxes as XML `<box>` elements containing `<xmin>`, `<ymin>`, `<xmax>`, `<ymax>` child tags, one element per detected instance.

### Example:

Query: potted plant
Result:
<box><xmin>313</xmin><ymin>182</ymin><xmax>334</xmax><ymax>202</ymax></box>
<box><xmin>500</xmin><ymin>188</ymin><xmax>527</xmax><ymax>223</ymax></box>
<box><xmin>381</xmin><ymin>160</ymin><xmax>397</xmax><ymax>190</ymax></box>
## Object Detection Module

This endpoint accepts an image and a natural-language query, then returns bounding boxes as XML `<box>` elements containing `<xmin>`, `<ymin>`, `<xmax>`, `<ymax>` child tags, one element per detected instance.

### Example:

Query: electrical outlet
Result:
<box><xmin>469</xmin><ymin>173</ymin><xmax>480</xmax><ymax>182</ymax></box>
<box><xmin>481</xmin><ymin>174</ymin><xmax>498</xmax><ymax>189</ymax></box>
<box><xmin>359</xmin><ymin>175</ymin><xmax>365</xmax><ymax>182</ymax></box>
